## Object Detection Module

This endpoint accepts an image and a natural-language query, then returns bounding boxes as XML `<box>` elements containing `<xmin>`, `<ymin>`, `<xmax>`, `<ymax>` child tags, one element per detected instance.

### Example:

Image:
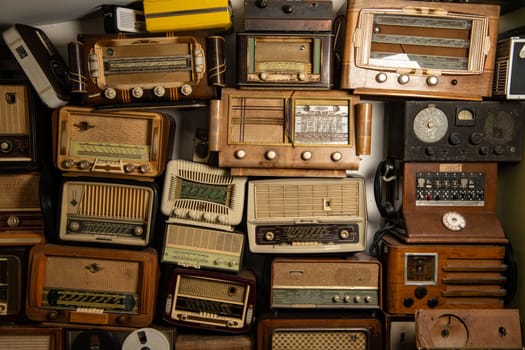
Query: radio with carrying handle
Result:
<box><xmin>68</xmin><ymin>31</ymin><xmax>225</xmax><ymax>106</ymax></box>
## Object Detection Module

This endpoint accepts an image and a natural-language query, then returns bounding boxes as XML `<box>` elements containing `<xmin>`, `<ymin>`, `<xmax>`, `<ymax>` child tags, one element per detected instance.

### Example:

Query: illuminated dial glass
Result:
<box><xmin>413</xmin><ymin>106</ymin><xmax>448</xmax><ymax>143</ymax></box>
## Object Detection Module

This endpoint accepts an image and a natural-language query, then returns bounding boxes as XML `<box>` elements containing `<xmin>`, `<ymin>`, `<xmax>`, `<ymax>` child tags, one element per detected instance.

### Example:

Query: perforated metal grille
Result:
<box><xmin>271</xmin><ymin>329</ymin><xmax>368</xmax><ymax>350</ymax></box>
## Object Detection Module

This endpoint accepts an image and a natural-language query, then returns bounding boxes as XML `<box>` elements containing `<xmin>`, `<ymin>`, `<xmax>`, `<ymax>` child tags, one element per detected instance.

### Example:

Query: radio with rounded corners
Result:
<box><xmin>26</xmin><ymin>244</ymin><xmax>159</xmax><ymax>327</ymax></box>
<box><xmin>0</xmin><ymin>325</ymin><xmax>64</xmax><ymax>350</ymax></box>
<box><xmin>340</xmin><ymin>0</ymin><xmax>500</xmax><ymax>100</ymax></box>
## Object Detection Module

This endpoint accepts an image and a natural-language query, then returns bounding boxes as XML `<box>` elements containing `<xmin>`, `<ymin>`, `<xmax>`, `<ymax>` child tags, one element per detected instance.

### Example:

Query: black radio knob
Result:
<box><xmin>427</xmin><ymin>297</ymin><xmax>439</xmax><ymax>308</ymax></box>
<box><xmin>282</xmin><ymin>5</ymin><xmax>294</xmax><ymax>13</ymax></box>
<box><xmin>425</xmin><ymin>146</ymin><xmax>436</xmax><ymax>156</ymax></box>
<box><xmin>494</xmin><ymin>145</ymin><xmax>505</xmax><ymax>155</ymax></box>
<box><xmin>414</xmin><ymin>286</ymin><xmax>428</xmax><ymax>299</ymax></box>
<box><xmin>448</xmin><ymin>133</ymin><xmax>461</xmax><ymax>145</ymax></box>
<box><xmin>479</xmin><ymin>146</ymin><xmax>490</xmax><ymax>155</ymax></box>
<box><xmin>403</xmin><ymin>297</ymin><xmax>414</xmax><ymax>308</ymax></box>
<box><xmin>470</xmin><ymin>132</ymin><xmax>483</xmax><ymax>145</ymax></box>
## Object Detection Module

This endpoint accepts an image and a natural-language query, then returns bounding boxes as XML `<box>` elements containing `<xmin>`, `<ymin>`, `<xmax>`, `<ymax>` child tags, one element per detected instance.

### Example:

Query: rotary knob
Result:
<box><xmin>301</xmin><ymin>151</ymin><xmax>312</xmax><ymax>160</ymax></box>
<box><xmin>138</xmin><ymin>164</ymin><xmax>151</xmax><ymax>174</ymax></box>
<box><xmin>331</xmin><ymin>152</ymin><xmax>342</xmax><ymax>162</ymax></box>
<box><xmin>78</xmin><ymin>160</ymin><xmax>90</xmax><ymax>170</ymax></box>
<box><xmin>131</xmin><ymin>87</ymin><xmax>143</xmax><ymax>98</ymax></box>
<box><xmin>259</xmin><ymin>72</ymin><xmax>268</xmax><ymax>81</ymax></box>
<box><xmin>62</xmin><ymin>159</ymin><xmax>76</xmax><ymax>169</ymax></box>
<box><xmin>426</xmin><ymin>75</ymin><xmax>439</xmax><ymax>86</ymax></box>
<box><xmin>153</xmin><ymin>85</ymin><xmax>166</xmax><ymax>97</ymax></box>
<box><xmin>7</xmin><ymin>216</ymin><xmax>20</xmax><ymax>227</ymax></box>
<box><xmin>203</xmin><ymin>212</ymin><xmax>213</xmax><ymax>221</ymax></box>
<box><xmin>264</xmin><ymin>231</ymin><xmax>275</xmax><ymax>241</ymax></box>
<box><xmin>188</xmin><ymin>210</ymin><xmax>200</xmax><ymax>219</ymax></box>
<box><xmin>68</xmin><ymin>221</ymin><xmax>80</xmax><ymax>231</ymax></box>
<box><xmin>217</xmin><ymin>215</ymin><xmax>228</xmax><ymax>224</ymax></box>
<box><xmin>104</xmin><ymin>88</ymin><xmax>117</xmax><ymax>99</ymax></box>
<box><xmin>375</xmin><ymin>72</ymin><xmax>388</xmax><ymax>83</ymax></box>
<box><xmin>133</xmin><ymin>226</ymin><xmax>143</xmax><ymax>236</ymax></box>
<box><xmin>398</xmin><ymin>74</ymin><xmax>410</xmax><ymax>84</ymax></box>
<box><xmin>180</xmin><ymin>84</ymin><xmax>193</xmax><ymax>96</ymax></box>
<box><xmin>332</xmin><ymin>295</ymin><xmax>340</xmax><ymax>303</ymax></box>
<box><xmin>0</xmin><ymin>141</ymin><xmax>13</xmax><ymax>153</ymax></box>
<box><xmin>339</xmin><ymin>229</ymin><xmax>350</xmax><ymax>239</ymax></box>
<box><xmin>297</xmin><ymin>73</ymin><xmax>306</xmax><ymax>81</ymax></box>
<box><xmin>124</xmin><ymin>164</ymin><xmax>136</xmax><ymax>173</ymax></box>
<box><xmin>265</xmin><ymin>150</ymin><xmax>277</xmax><ymax>160</ymax></box>
<box><xmin>173</xmin><ymin>208</ymin><xmax>185</xmax><ymax>217</ymax></box>
<box><xmin>235</xmin><ymin>149</ymin><xmax>246</xmax><ymax>159</ymax></box>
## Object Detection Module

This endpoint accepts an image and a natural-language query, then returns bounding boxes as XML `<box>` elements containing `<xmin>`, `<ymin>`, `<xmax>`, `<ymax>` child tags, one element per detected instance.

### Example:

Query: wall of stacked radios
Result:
<box><xmin>0</xmin><ymin>0</ymin><xmax>524</xmax><ymax>348</ymax></box>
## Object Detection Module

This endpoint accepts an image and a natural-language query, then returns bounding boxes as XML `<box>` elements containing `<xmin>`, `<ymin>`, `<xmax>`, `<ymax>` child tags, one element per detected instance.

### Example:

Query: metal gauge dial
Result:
<box><xmin>484</xmin><ymin>110</ymin><xmax>514</xmax><ymax>142</ymax></box>
<box><xmin>413</xmin><ymin>105</ymin><xmax>449</xmax><ymax>143</ymax></box>
<box><xmin>442</xmin><ymin>211</ymin><xmax>466</xmax><ymax>231</ymax></box>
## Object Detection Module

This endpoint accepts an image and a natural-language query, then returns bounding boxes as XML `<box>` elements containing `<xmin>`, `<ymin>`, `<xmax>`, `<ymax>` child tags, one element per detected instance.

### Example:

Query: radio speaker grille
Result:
<box><xmin>178</xmin><ymin>276</ymin><xmax>246</xmax><ymax>303</ymax></box>
<box><xmin>0</xmin><ymin>335</ymin><xmax>50</xmax><ymax>349</ymax></box>
<box><xmin>271</xmin><ymin>330</ymin><xmax>368</xmax><ymax>350</ymax></box>
<box><xmin>167</xmin><ymin>226</ymin><xmax>243</xmax><ymax>254</ymax></box>
<box><xmin>0</xmin><ymin>174</ymin><xmax>40</xmax><ymax>210</ymax></box>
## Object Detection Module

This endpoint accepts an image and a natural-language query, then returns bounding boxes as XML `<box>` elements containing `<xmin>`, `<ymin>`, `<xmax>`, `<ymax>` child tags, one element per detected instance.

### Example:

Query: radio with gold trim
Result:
<box><xmin>57</xmin><ymin>177</ymin><xmax>158</xmax><ymax>248</ymax></box>
<box><xmin>0</xmin><ymin>325</ymin><xmax>64</xmax><ymax>350</ymax></box>
<box><xmin>271</xmin><ymin>255</ymin><xmax>381</xmax><ymax>310</ymax></box>
<box><xmin>398</xmin><ymin>162</ymin><xmax>507</xmax><ymax>244</ymax></box>
<box><xmin>209</xmin><ymin>88</ymin><xmax>372</xmax><ymax>177</ymax></box>
<box><xmin>243</xmin><ymin>0</ymin><xmax>333</xmax><ymax>32</ymax></box>
<box><xmin>493</xmin><ymin>37</ymin><xmax>525</xmax><ymax>99</ymax></box>
<box><xmin>0</xmin><ymin>247</ymin><xmax>28</xmax><ymax>321</ymax></box>
<box><xmin>162</xmin><ymin>267</ymin><xmax>256</xmax><ymax>334</ymax></box>
<box><xmin>415</xmin><ymin>309</ymin><xmax>523</xmax><ymax>349</ymax></box>
<box><xmin>380</xmin><ymin>234</ymin><xmax>507</xmax><ymax>315</ymax></box>
<box><xmin>340</xmin><ymin>0</ymin><xmax>500</xmax><ymax>100</ymax></box>
<box><xmin>53</xmin><ymin>106</ymin><xmax>173</xmax><ymax>179</ymax></box>
<box><xmin>0</xmin><ymin>172</ymin><xmax>45</xmax><ymax>245</ymax></box>
<box><xmin>161</xmin><ymin>159</ymin><xmax>247</xmax><ymax>232</ymax></box>
<box><xmin>257</xmin><ymin>314</ymin><xmax>383</xmax><ymax>350</ymax></box>
<box><xmin>162</xmin><ymin>224</ymin><xmax>244</xmax><ymax>272</ymax></box>
<box><xmin>236</xmin><ymin>32</ymin><xmax>333</xmax><ymax>89</ymax></box>
<box><xmin>68</xmin><ymin>31</ymin><xmax>225</xmax><ymax>105</ymax></box>
<box><xmin>25</xmin><ymin>244</ymin><xmax>159</xmax><ymax>327</ymax></box>
<box><xmin>247</xmin><ymin>177</ymin><xmax>367</xmax><ymax>254</ymax></box>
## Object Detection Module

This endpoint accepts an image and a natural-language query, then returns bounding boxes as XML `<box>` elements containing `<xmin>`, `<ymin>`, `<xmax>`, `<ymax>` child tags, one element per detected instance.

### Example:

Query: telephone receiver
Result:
<box><xmin>373</xmin><ymin>158</ymin><xmax>399</xmax><ymax>221</ymax></box>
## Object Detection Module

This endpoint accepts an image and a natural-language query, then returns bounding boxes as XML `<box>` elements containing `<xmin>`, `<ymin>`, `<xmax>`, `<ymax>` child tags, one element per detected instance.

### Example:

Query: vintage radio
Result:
<box><xmin>66</xmin><ymin>327</ymin><xmax>175</xmax><ymax>350</ymax></box>
<box><xmin>0</xmin><ymin>325</ymin><xmax>64</xmax><ymax>350</ymax></box>
<box><xmin>0</xmin><ymin>81</ymin><xmax>40</xmax><ymax>170</ymax></box>
<box><xmin>162</xmin><ymin>224</ymin><xmax>244</xmax><ymax>272</ymax></box>
<box><xmin>209</xmin><ymin>88</ymin><xmax>372</xmax><ymax>177</ymax></box>
<box><xmin>271</xmin><ymin>255</ymin><xmax>381</xmax><ymax>309</ymax></box>
<box><xmin>257</xmin><ymin>314</ymin><xmax>382</xmax><ymax>350</ymax></box>
<box><xmin>236</xmin><ymin>32</ymin><xmax>333</xmax><ymax>89</ymax></box>
<box><xmin>26</xmin><ymin>244</ymin><xmax>159</xmax><ymax>327</ymax></box>
<box><xmin>247</xmin><ymin>177</ymin><xmax>367</xmax><ymax>254</ymax></box>
<box><xmin>143</xmin><ymin>0</ymin><xmax>232</xmax><ymax>33</ymax></box>
<box><xmin>0</xmin><ymin>247</ymin><xmax>28</xmax><ymax>320</ymax></box>
<box><xmin>163</xmin><ymin>267</ymin><xmax>256</xmax><ymax>333</ymax></box>
<box><xmin>161</xmin><ymin>159</ymin><xmax>247</xmax><ymax>231</ymax></box>
<box><xmin>68</xmin><ymin>31</ymin><xmax>225</xmax><ymax>105</ymax></box>
<box><xmin>380</xmin><ymin>233</ymin><xmax>507</xmax><ymax>315</ymax></box>
<box><xmin>175</xmin><ymin>333</ymin><xmax>253</xmax><ymax>350</ymax></box>
<box><xmin>340</xmin><ymin>0</ymin><xmax>500</xmax><ymax>100</ymax></box>
<box><xmin>0</xmin><ymin>172</ymin><xmax>45</xmax><ymax>245</ymax></box>
<box><xmin>243</xmin><ymin>0</ymin><xmax>333</xmax><ymax>32</ymax></box>
<box><xmin>415</xmin><ymin>309</ymin><xmax>523</xmax><ymax>349</ymax></box>
<box><xmin>382</xmin><ymin>312</ymin><xmax>416</xmax><ymax>350</ymax></box>
<box><xmin>57</xmin><ymin>178</ymin><xmax>158</xmax><ymax>248</ymax></box>
<box><xmin>493</xmin><ymin>37</ymin><xmax>525</xmax><ymax>99</ymax></box>
<box><xmin>2</xmin><ymin>24</ymin><xmax>71</xmax><ymax>108</ymax></box>
<box><xmin>386</xmin><ymin>100</ymin><xmax>525</xmax><ymax>162</ymax></box>
<box><xmin>399</xmin><ymin>162</ymin><xmax>507</xmax><ymax>243</ymax></box>
<box><xmin>53</xmin><ymin>106</ymin><xmax>173</xmax><ymax>179</ymax></box>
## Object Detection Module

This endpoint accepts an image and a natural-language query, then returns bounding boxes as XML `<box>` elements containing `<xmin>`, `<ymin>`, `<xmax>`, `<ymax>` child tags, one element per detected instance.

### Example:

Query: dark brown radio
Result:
<box><xmin>0</xmin><ymin>247</ymin><xmax>28</xmax><ymax>321</ymax></box>
<box><xmin>236</xmin><ymin>32</ymin><xmax>333</xmax><ymax>89</ymax></box>
<box><xmin>25</xmin><ymin>244</ymin><xmax>159</xmax><ymax>327</ymax></box>
<box><xmin>380</xmin><ymin>233</ymin><xmax>507</xmax><ymax>315</ymax></box>
<box><xmin>0</xmin><ymin>325</ymin><xmax>64</xmax><ymax>350</ymax></box>
<box><xmin>257</xmin><ymin>314</ymin><xmax>382</xmax><ymax>350</ymax></box>
<box><xmin>386</xmin><ymin>100</ymin><xmax>525</xmax><ymax>162</ymax></box>
<box><xmin>340</xmin><ymin>0</ymin><xmax>500</xmax><ymax>100</ymax></box>
<box><xmin>69</xmin><ymin>31</ymin><xmax>225</xmax><ymax>106</ymax></box>
<box><xmin>398</xmin><ymin>162</ymin><xmax>507</xmax><ymax>244</ymax></box>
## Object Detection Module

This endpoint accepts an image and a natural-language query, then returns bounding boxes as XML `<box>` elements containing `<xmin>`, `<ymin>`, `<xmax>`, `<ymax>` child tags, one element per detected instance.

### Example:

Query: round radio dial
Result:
<box><xmin>0</xmin><ymin>140</ymin><xmax>13</xmax><ymax>153</ymax></box>
<box><xmin>7</xmin><ymin>215</ymin><xmax>20</xmax><ymax>227</ymax></box>
<box><xmin>413</xmin><ymin>105</ymin><xmax>449</xmax><ymax>143</ymax></box>
<box><xmin>442</xmin><ymin>211</ymin><xmax>466</xmax><ymax>231</ymax></box>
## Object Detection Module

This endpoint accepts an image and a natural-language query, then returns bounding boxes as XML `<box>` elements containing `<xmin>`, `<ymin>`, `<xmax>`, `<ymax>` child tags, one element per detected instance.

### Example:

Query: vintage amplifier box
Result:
<box><xmin>66</xmin><ymin>327</ymin><xmax>175</xmax><ymax>350</ymax></box>
<box><xmin>25</xmin><ymin>244</ymin><xmax>159</xmax><ymax>327</ymax></box>
<box><xmin>162</xmin><ymin>223</ymin><xmax>245</xmax><ymax>272</ymax></box>
<box><xmin>175</xmin><ymin>333</ymin><xmax>253</xmax><ymax>350</ymax></box>
<box><xmin>398</xmin><ymin>162</ymin><xmax>507</xmax><ymax>244</ymax></box>
<box><xmin>0</xmin><ymin>325</ymin><xmax>64</xmax><ymax>350</ymax></box>
<box><xmin>271</xmin><ymin>255</ymin><xmax>381</xmax><ymax>310</ymax></box>
<box><xmin>209</xmin><ymin>88</ymin><xmax>372</xmax><ymax>177</ymax></box>
<box><xmin>247</xmin><ymin>177</ymin><xmax>367</xmax><ymax>254</ymax></box>
<box><xmin>415</xmin><ymin>309</ymin><xmax>523</xmax><ymax>349</ymax></box>
<box><xmin>57</xmin><ymin>178</ymin><xmax>158</xmax><ymax>248</ymax></box>
<box><xmin>0</xmin><ymin>172</ymin><xmax>45</xmax><ymax>245</ymax></box>
<box><xmin>143</xmin><ymin>0</ymin><xmax>232</xmax><ymax>33</ymax></box>
<box><xmin>163</xmin><ymin>267</ymin><xmax>256</xmax><ymax>334</ymax></box>
<box><xmin>0</xmin><ymin>80</ymin><xmax>40</xmax><ymax>170</ymax></box>
<box><xmin>52</xmin><ymin>106</ymin><xmax>173</xmax><ymax>179</ymax></box>
<box><xmin>257</xmin><ymin>314</ymin><xmax>382</xmax><ymax>350</ymax></box>
<box><xmin>68</xmin><ymin>31</ymin><xmax>225</xmax><ymax>106</ymax></box>
<box><xmin>161</xmin><ymin>159</ymin><xmax>247</xmax><ymax>231</ymax></box>
<box><xmin>493</xmin><ymin>37</ymin><xmax>525</xmax><ymax>99</ymax></box>
<box><xmin>243</xmin><ymin>0</ymin><xmax>333</xmax><ymax>32</ymax></box>
<box><xmin>236</xmin><ymin>32</ymin><xmax>333</xmax><ymax>89</ymax></box>
<box><xmin>386</xmin><ymin>100</ymin><xmax>525</xmax><ymax>162</ymax></box>
<box><xmin>2</xmin><ymin>24</ymin><xmax>71</xmax><ymax>108</ymax></box>
<box><xmin>340</xmin><ymin>0</ymin><xmax>500</xmax><ymax>100</ymax></box>
<box><xmin>0</xmin><ymin>247</ymin><xmax>28</xmax><ymax>321</ymax></box>
<box><xmin>380</xmin><ymin>233</ymin><xmax>507</xmax><ymax>315</ymax></box>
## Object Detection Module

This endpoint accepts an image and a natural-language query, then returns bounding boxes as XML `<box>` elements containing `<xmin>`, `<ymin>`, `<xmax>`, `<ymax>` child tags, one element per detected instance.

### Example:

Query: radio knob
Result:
<box><xmin>133</xmin><ymin>226</ymin><xmax>143</xmax><ymax>236</ymax></box>
<box><xmin>235</xmin><ymin>149</ymin><xmax>246</xmax><ymax>159</ymax></box>
<box><xmin>354</xmin><ymin>296</ymin><xmax>361</xmax><ymax>303</ymax></box>
<box><xmin>117</xmin><ymin>315</ymin><xmax>128</xmax><ymax>324</ymax></box>
<box><xmin>331</xmin><ymin>152</ymin><xmax>343</xmax><ymax>162</ymax></box>
<box><xmin>282</xmin><ymin>4</ymin><xmax>294</xmax><ymax>13</ymax></box>
<box><xmin>203</xmin><ymin>212</ymin><xmax>212</xmax><ymax>221</ymax></box>
<box><xmin>217</xmin><ymin>215</ymin><xmax>228</xmax><ymax>224</ymax></box>
<box><xmin>229</xmin><ymin>261</ymin><xmax>239</xmax><ymax>267</ymax></box>
<box><xmin>301</xmin><ymin>151</ymin><xmax>312</xmax><ymax>160</ymax></box>
<box><xmin>426</xmin><ymin>75</ymin><xmax>439</xmax><ymax>86</ymax></box>
<box><xmin>494</xmin><ymin>145</ymin><xmax>505</xmax><ymax>155</ymax></box>
<box><xmin>470</xmin><ymin>132</ymin><xmax>483</xmax><ymax>145</ymax></box>
<box><xmin>62</xmin><ymin>159</ymin><xmax>76</xmax><ymax>169</ymax></box>
<box><xmin>479</xmin><ymin>146</ymin><xmax>490</xmax><ymax>155</ymax></box>
<box><xmin>264</xmin><ymin>231</ymin><xmax>275</xmax><ymax>241</ymax></box>
<box><xmin>425</xmin><ymin>146</ymin><xmax>436</xmax><ymax>156</ymax></box>
<box><xmin>448</xmin><ymin>133</ymin><xmax>461</xmax><ymax>145</ymax></box>
<box><xmin>180</xmin><ymin>84</ymin><xmax>193</xmax><ymax>96</ymax></box>
<box><xmin>0</xmin><ymin>140</ymin><xmax>13</xmax><ymax>153</ymax></box>
<box><xmin>227</xmin><ymin>320</ymin><xmax>238</xmax><ymax>327</ymax></box>
<box><xmin>78</xmin><ymin>160</ymin><xmax>90</xmax><ymax>170</ymax></box>
<box><xmin>403</xmin><ymin>297</ymin><xmax>414</xmax><ymax>308</ymax></box>
<box><xmin>214</xmin><ymin>259</ymin><xmax>223</xmax><ymax>265</ymax></box>
<box><xmin>188</xmin><ymin>210</ymin><xmax>200</xmax><ymax>219</ymax></box>
<box><xmin>332</xmin><ymin>295</ymin><xmax>340</xmax><ymax>303</ymax></box>
<box><xmin>414</xmin><ymin>286</ymin><xmax>428</xmax><ymax>299</ymax></box>
<box><xmin>256</xmin><ymin>0</ymin><xmax>268</xmax><ymax>8</ymax></box>
<box><xmin>375</xmin><ymin>72</ymin><xmax>388</xmax><ymax>83</ymax></box>
<box><xmin>46</xmin><ymin>311</ymin><xmax>59</xmax><ymax>321</ymax></box>
<box><xmin>297</xmin><ymin>73</ymin><xmax>306</xmax><ymax>81</ymax></box>
<box><xmin>339</xmin><ymin>229</ymin><xmax>350</xmax><ymax>239</ymax></box>
<box><xmin>398</xmin><ymin>74</ymin><xmax>410</xmax><ymax>85</ymax></box>
<box><xmin>427</xmin><ymin>297</ymin><xmax>439</xmax><ymax>308</ymax></box>
<box><xmin>7</xmin><ymin>215</ymin><xmax>20</xmax><ymax>227</ymax></box>
<box><xmin>124</xmin><ymin>164</ymin><xmax>136</xmax><ymax>173</ymax></box>
<box><xmin>173</xmin><ymin>208</ymin><xmax>185</xmax><ymax>217</ymax></box>
<box><xmin>153</xmin><ymin>85</ymin><xmax>166</xmax><ymax>97</ymax></box>
<box><xmin>68</xmin><ymin>221</ymin><xmax>80</xmax><ymax>231</ymax></box>
<box><xmin>138</xmin><ymin>164</ymin><xmax>151</xmax><ymax>174</ymax></box>
<box><xmin>364</xmin><ymin>296</ymin><xmax>372</xmax><ymax>303</ymax></box>
<box><xmin>131</xmin><ymin>87</ymin><xmax>143</xmax><ymax>98</ymax></box>
<box><xmin>343</xmin><ymin>296</ymin><xmax>351</xmax><ymax>303</ymax></box>
<box><xmin>265</xmin><ymin>150</ymin><xmax>277</xmax><ymax>160</ymax></box>
<box><xmin>104</xmin><ymin>88</ymin><xmax>117</xmax><ymax>99</ymax></box>
<box><xmin>259</xmin><ymin>72</ymin><xmax>268</xmax><ymax>81</ymax></box>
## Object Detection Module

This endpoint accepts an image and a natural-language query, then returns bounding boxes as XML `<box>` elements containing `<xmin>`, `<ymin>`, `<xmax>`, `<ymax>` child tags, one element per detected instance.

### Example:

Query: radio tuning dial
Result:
<box><xmin>448</xmin><ymin>133</ymin><xmax>461</xmax><ymax>145</ymax></box>
<box><xmin>188</xmin><ymin>210</ymin><xmax>200</xmax><ymax>219</ymax></box>
<box><xmin>413</xmin><ymin>105</ymin><xmax>449</xmax><ymax>143</ymax></box>
<box><xmin>339</xmin><ymin>229</ymin><xmax>350</xmax><ymax>239</ymax></box>
<box><xmin>332</xmin><ymin>295</ymin><xmax>340</xmax><ymax>302</ymax></box>
<box><xmin>354</xmin><ymin>296</ymin><xmax>361</xmax><ymax>303</ymax></box>
<box><xmin>364</xmin><ymin>296</ymin><xmax>372</xmax><ymax>303</ymax></box>
<box><xmin>203</xmin><ymin>212</ymin><xmax>212</xmax><ymax>221</ymax></box>
<box><xmin>139</xmin><ymin>164</ymin><xmax>151</xmax><ymax>173</ymax></box>
<box><xmin>442</xmin><ymin>211</ymin><xmax>466</xmax><ymax>231</ymax></box>
<box><xmin>297</xmin><ymin>73</ymin><xmax>306</xmax><ymax>81</ymax></box>
<box><xmin>217</xmin><ymin>215</ymin><xmax>227</xmax><ymax>224</ymax></box>
<box><xmin>426</xmin><ymin>75</ymin><xmax>439</xmax><ymax>86</ymax></box>
<box><xmin>68</xmin><ymin>221</ymin><xmax>80</xmax><ymax>231</ymax></box>
<box><xmin>343</xmin><ymin>296</ymin><xmax>351</xmax><ymax>303</ymax></box>
<box><xmin>173</xmin><ymin>208</ymin><xmax>185</xmax><ymax>217</ymax></box>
